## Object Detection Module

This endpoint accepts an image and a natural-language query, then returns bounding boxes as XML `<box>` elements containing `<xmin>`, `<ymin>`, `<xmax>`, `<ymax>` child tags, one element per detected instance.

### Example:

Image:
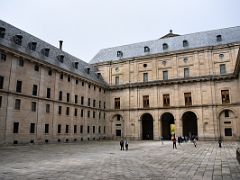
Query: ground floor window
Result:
<box><xmin>116</xmin><ymin>129</ymin><xmax>121</xmax><ymax>136</ymax></box>
<box><xmin>224</xmin><ymin>128</ymin><xmax>232</xmax><ymax>136</ymax></box>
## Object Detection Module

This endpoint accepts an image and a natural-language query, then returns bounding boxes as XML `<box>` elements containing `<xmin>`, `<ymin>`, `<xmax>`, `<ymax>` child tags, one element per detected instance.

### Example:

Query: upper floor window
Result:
<box><xmin>115</xmin><ymin>76</ymin><xmax>119</xmax><ymax>85</ymax></box>
<box><xmin>216</xmin><ymin>35</ymin><xmax>222</xmax><ymax>42</ymax></box>
<box><xmin>221</xmin><ymin>90</ymin><xmax>230</xmax><ymax>104</ymax></box>
<box><xmin>184</xmin><ymin>68</ymin><xmax>189</xmax><ymax>78</ymax></box>
<box><xmin>16</xmin><ymin>80</ymin><xmax>22</xmax><ymax>93</ymax></box>
<box><xmin>163</xmin><ymin>94</ymin><xmax>170</xmax><ymax>107</ymax></box>
<box><xmin>15</xmin><ymin>99</ymin><xmax>21</xmax><ymax>110</ymax></box>
<box><xmin>114</xmin><ymin>98</ymin><xmax>120</xmax><ymax>109</ymax></box>
<box><xmin>31</xmin><ymin>102</ymin><xmax>37</xmax><ymax>112</ymax></box>
<box><xmin>57</xmin><ymin>54</ymin><xmax>64</xmax><ymax>63</ymax></box>
<box><xmin>0</xmin><ymin>76</ymin><xmax>4</xmax><ymax>89</ymax></box>
<box><xmin>117</xmin><ymin>51</ymin><xmax>123</xmax><ymax>58</ymax></box>
<box><xmin>34</xmin><ymin>65</ymin><xmax>39</xmax><ymax>71</ymax></box>
<box><xmin>144</xmin><ymin>46</ymin><xmax>150</xmax><ymax>53</ymax></box>
<box><xmin>48</xmin><ymin>69</ymin><xmax>52</xmax><ymax>76</ymax></box>
<box><xmin>219</xmin><ymin>53</ymin><xmax>224</xmax><ymax>59</ymax></box>
<box><xmin>74</xmin><ymin>62</ymin><xmax>79</xmax><ymax>69</ymax></box>
<box><xmin>32</xmin><ymin>85</ymin><xmax>38</xmax><ymax>96</ymax></box>
<box><xmin>184</xmin><ymin>92</ymin><xmax>192</xmax><ymax>106</ymax></box>
<box><xmin>220</xmin><ymin>64</ymin><xmax>226</xmax><ymax>74</ymax></box>
<box><xmin>1</xmin><ymin>53</ymin><xmax>7</xmax><ymax>61</ymax></box>
<box><xmin>42</xmin><ymin>48</ymin><xmax>50</xmax><ymax>57</ymax></box>
<box><xmin>28</xmin><ymin>42</ymin><xmax>37</xmax><ymax>51</ymax></box>
<box><xmin>162</xmin><ymin>43</ymin><xmax>168</xmax><ymax>50</ymax></box>
<box><xmin>67</xmin><ymin>93</ymin><xmax>70</xmax><ymax>102</ymax></box>
<box><xmin>18</xmin><ymin>58</ymin><xmax>24</xmax><ymax>67</ymax></box>
<box><xmin>224</xmin><ymin>110</ymin><xmax>229</xmax><ymax>117</ymax></box>
<box><xmin>59</xmin><ymin>91</ymin><xmax>62</xmax><ymax>101</ymax></box>
<box><xmin>163</xmin><ymin>70</ymin><xmax>168</xmax><ymax>80</ymax></box>
<box><xmin>88</xmin><ymin>98</ymin><xmax>91</xmax><ymax>106</ymax></box>
<box><xmin>60</xmin><ymin>73</ymin><xmax>63</xmax><ymax>80</ymax></box>
<box><xmin>81</xmin><ymin>96</ymin><xmax>84</xmax><ymax>105</ymax></box>
<box><xmin>0</xmin><ymin>27</ymin><xmax>5</xmax><ymax>38</ymax></box>
<box><xmin>75</xmin><ymin>95</ymin><xmax>78</xmax><ymax>104</ymax></box>
<box><xmin>143</xmin><ymin>73</ymin><xmax>148</xmax><ymax>82</ymax></box>
<box><xmin>183</xmin><ymin>40</ymin><xmax>189</xmax><ymax>47</ymax></box>
<box><xmin>13</xmin><ymin>34</ymin><xmax>23</xmax><ymax>45</ymax></box>
<box><xmin>143</xmin><ymin>95</ymin><xmax>149</xmax><ymax>108</ymax></box>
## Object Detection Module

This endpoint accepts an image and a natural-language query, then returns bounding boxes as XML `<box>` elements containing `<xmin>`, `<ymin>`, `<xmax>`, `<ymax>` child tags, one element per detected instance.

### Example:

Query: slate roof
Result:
<box><xmin>0</xmin><ymin>19</ymin><xmax>107</xmax><ymax>86</ymax></box>
<box><xmin>90</xmin><ymin>26</ymin><xmax>240</xmax><ymax>64</ymax></box>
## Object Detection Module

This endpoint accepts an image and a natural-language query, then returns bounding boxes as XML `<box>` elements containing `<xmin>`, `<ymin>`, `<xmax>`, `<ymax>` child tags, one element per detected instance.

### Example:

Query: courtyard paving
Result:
<box><xmin>0</xmin><ymin>141</ymin><xmax>239</xmax><ymax>180</ymax></box>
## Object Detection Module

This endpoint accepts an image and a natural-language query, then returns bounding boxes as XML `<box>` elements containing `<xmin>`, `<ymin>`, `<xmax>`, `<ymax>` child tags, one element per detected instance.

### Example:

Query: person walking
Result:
<box><xmin>193</xmin><ymin>138</ymin><xmax>197</xmax><ymax>147</ymax></box>
<box><xmin>172</xmin><ymin>135</ymin><xmax>177</xmax><ymax>149</ymax></box>
<box><xmin>125</xmin><ymin>139</ymin><xmax>128</xmax><ymax>151</ymax></box>
<box><xmin>120</xmin><ymin>139</ymin><xmax>124</xmax><ymax>150</ymax></box>
<box><xmin>218</xmin><ymin>138</ymin><xmax>222</xmax><ymax>148</ymax></box>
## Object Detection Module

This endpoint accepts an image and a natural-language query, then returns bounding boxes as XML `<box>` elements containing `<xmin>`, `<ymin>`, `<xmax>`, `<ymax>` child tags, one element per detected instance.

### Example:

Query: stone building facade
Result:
<box><xmin>0</xmin><ymin>19</ymin><xmax>240</xmax><ymax>144</ymax></box>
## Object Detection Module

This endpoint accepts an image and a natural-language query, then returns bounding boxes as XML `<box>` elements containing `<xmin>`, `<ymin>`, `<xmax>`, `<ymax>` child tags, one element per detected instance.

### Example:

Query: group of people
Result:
<box><xmin>120</xmin><ymin>139</ymin><xmax>128</xmax><ymax>150</ymax></box>
<box><xmin>171</xmin><ymin>134</ymin><xmax>198</xmax><ymax>149</ymax></box>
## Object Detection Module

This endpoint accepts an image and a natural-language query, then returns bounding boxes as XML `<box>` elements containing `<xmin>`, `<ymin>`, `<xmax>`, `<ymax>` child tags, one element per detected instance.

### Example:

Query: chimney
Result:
<box><xmin>59</xmin><ymin>40</ymin><xmax>63</xmax><ymax>50</ymax></box>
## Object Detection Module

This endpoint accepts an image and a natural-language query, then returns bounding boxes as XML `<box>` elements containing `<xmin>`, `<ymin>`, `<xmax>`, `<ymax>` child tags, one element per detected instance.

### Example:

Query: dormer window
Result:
<box><xmin>74</xmin><ymin>62</ymin><xmax>79</xmax><ymax>69</ymax></box>
<box><xmin>144</xmin><ymin>46</ymin><xmax>150</xmax><ymax>53</ymax></box>
<box><xmin>86</xmin><ymin>67</ymin><xmax>90</xmax><ymax>74</ymax></box>
<box><xmin>28</xmin><ymin>42</ymin><xmax>37</xmax><ymax>51</ymax></box>
<box><xmin>162</xmin><ymin>43</ymin><xmax>168</xmax><ymax>50</ymax></box>
<box><xmin>42</xmin><ymin>48</ymin><xmax>50</xmax><ymax>57</ymax></box>
<box><xmin>183</xmin><ymin>40</ymin><xmax>188</xmax><ymax>47</ymax></box>
<box><xmin>117</xmin><ymin>51</ymin><xmax>123</xmax><ymax>58</ymax></box>
<box><xmin>57</xmin><ymin>54</ymin><xmax>64</xmax><ymax>63</ymax></box>
<box><xmin>0</xmin><ymin>27</ymin><xmax>5</xmax><ymax>38</ymax></box>
<box><xmin>97</xmin><ymin>72</ymin><xmax>101</xmax><ymax>79</ymax></box>
<box><xmin>13</xmin><ymin>34</ymin><xmax>23</xmax><ymax>45</ymax></box>
<box><xmin>216</xmin><ymin>35</ymin><xmax>222</xmax><ymax>42</ymax></box>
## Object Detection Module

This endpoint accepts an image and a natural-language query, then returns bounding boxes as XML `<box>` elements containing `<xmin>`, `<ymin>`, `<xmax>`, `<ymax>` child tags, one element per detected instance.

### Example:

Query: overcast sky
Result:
<box><xmin>1</xmin><ymin>0</ymin><xmax>240</xmax><ymax>62</ymax></box>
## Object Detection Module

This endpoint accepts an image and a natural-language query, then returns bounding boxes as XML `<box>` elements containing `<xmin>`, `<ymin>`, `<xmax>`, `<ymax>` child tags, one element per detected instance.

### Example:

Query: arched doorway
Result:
<box><xmin>161</xmin><ymin>113</ymin><xmax>175</xmax><ymax>140</ymax></box>
<box><xmin>182</xmin><ymin>111</ymin><xmax>198</xmax><ymax>139</ymax></box>
<box><xmin>141</xmin><ymin>113</ymin><xmax>153</xmax><ymax>140</ymax></box>
<box><xmin>219</xmin><ymin>109</ymin><xmax>236</xmax><ymax>140</ymax></box>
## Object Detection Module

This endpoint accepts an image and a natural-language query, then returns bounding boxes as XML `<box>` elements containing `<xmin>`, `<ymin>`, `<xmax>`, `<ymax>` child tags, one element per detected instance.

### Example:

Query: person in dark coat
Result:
<box><xmin>218</xmin><ymin>138</ymin><xmax>222</xmax><ymax>148</ymax></box>
<box><xmin>120</xmin><ymin>139</ymin><xmax>124</xmax><ymax>150</ymax></box>
<box><xmin>172</xmin><ymin>135</ymin><xmax>177</xmax><ymax>149</ymax></box>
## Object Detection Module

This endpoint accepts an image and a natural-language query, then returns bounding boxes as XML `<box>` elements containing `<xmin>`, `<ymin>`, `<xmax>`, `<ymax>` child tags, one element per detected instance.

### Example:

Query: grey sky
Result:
<box><xmin>1</xmin><ymin>0</ymin><xmax>239</xmax><ymax>62</ymax></box>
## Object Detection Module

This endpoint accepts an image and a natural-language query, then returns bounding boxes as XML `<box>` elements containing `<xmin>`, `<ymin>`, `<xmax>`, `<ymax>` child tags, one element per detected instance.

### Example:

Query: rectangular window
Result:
<box><xmin>59</xmin><ymin>91</ymin><xmax>62</xmax><ymax>101</ymax></box>
<box><xmin>143</xmin><ymin>95</ymin><xmax>149</xmax><ymax>108</ymax></box>
<box><xmin>184</xmin><ymin>68</ymin><xmax>189</xmax><ymax>78</ymax></box>
<box><xmin>220</xmin><ymin>64</ymin><xmax>226</xmax><ymax>74</ymax></box>
<box><xmin>45</xmin><ymin>124</ymin><xmax>49</xmax><ymax>134</ymax></box>
<box><xmin>30</xmin><ymin>123</ymin><xmax>35</xmax><ymax>133</ymax></box>
<box><xmin>68</xmin><ymin>75</ymin><xmax>71</xmax><ymax>82</ymax></box>
<box><xmin>67</xmin><ymin>93</ymin><xmax>70</xmax><ymax>102</ymax></box>
<box><xmin>74</xmin><ymin>125</ymin><xmax>77</xmax><ymax>134</ymax></box>
<box><xmin>0</xmin><ymin>76</ymin><xmax>4</xmax><ymax>89</ymax></box>
<box><xmin>1</xmin><ymin>53</ymin><xmax>6</xmax><ymax>61</ymax></box>
<box><xmin>34</xmin><ymin>65</ymin><xmax>39</xmax><ymax>71</ymax></box>
<box><xmin>32</xmin><ymin>84</ymin><xmax>38</xmax><ymax>96</ymax></box>
<box><xmin>48</xmin><ymin>69</ymin><xmax>52</xmax><ymax>76</ymax></box>
<box><xmin>31</xmin><ymin>102</ymin><xmax>36</xmax><ymax>112</ymax></box>
<box><xmin>18</xmin><ymin>58</ymin><xmax>24</xmax><ymax>67</ymax></box>
<box><xmin>75</xmin><ymin>95</ymin><xmax>78</xmax><ymax>104</ymax></box>
<box><xmin>81</xmin><ymin>96</ymin><xmax>84</xmax><ymax>105</ymax></box>
<box><xmin>116</xmin><ymin>130</ymin><xmax>121</xmax><ymax>136</ymax></box>
<box><xmin>66</xmin><ymin>107</ymin><xmax>70</xmax><ymax>115</ymax></box>
<box><xmin>88</xmin><ymin>98</ymin><xmax>90</xmax><ymax>106</ymax></box>
<box><xmin>114</xmin><ymin>98</ymin><xmax>120</xmax><ymax>109</ymax></box>
<box><xmin>93</xmin><ymin>99</ymin><xmax>96</xmax><ymax>107</ymax></box>
<box><xmin>0</xmin><ymin>96</ymin><xmax>2</xmax><ymax>108</ymax></box>
<box><xmin>15</xmin><ymin>99</ymin><xmax>21</xmax><ymax>110</ymax></box>
<box><xmin>80</xmin><ymin>125</ymin><xmax>83</xmax><ymax>133</ymax></box>
<box><xmin>16</xmin><ymin>80</ymin><xmax>22</xmax><ymax>93</ymax></box>
<box><xmin>58</xmin><ymin>124</ymin><xmax>61</xmax><ymax>133</ymax></box>
<box><xmin>99</xmin><ymin>101</ymin><xmax>101</xmax><ymax>108</ymax></box>
<box><xmin>104</xmin><ymin>112</ymin><xmax>106</xmax><ymax>119</ymax></box>
<box><xmin>99</xmin><ymin>112</ymin><xmax>101</xmax><ymax>119</ymax></box>
<box><xmin>224</xmin><ymin>110</ymin><xmax>229</xmax><ymax>117</ymax></box>
<box><xmin>81</xmin><ymin>109</ymin><xmax>84</xmax><ymax>117</ymax></box>
<box><xmin>60</xmin><ymin>73</ymin><xmax>63</xmax><ymax>80</ymax></box>
<box><xmin>115</xmin><ymin>76</ymin><xmax>119</xmax><ymax>85</ymax></box>
<box><xmin>224</xmin><ymin>128</ymin><xmax>232</xmax><ymax>136</ymax></box>
<box><xmin>104</xmin><ymin>102</ymin><xmax>106</xmax><ymax>109</ymax></box>
<box><xmin>221</xmin><ymin>90</ymin><xmax>230</xmax><ymax>104</ymax></box>
<box><xmin>46</xmin><ymin>104</ymin><xmax>50</xmax><ymax>113</ymax></box>
<box><xmin>47</xmin><ymin>88</ymin><xmax>51</xmax><ymax>98</ymax></box>
<box><xmin>104</xmin><ymin>126</ymin><xmax>106</xmax><ymax>134</ymax></box>
<box><xmin>87</xmin><ymin>126</ymin><xmax>90</xmax><ymax>133</ymax></box>
<box><xmin>82</xmin><ymin>82</ymin><xmax>84</xmax><ymax>86</ymax></box>
<box><xmin>93</xmin><ymin>111</ymin><xmax>95</xmax><ymax>118</ymax></box>
<box><xmin>99</xmin><ymin>126</ymin><xmax>101</xmax><ymax>133</ymax></box>
<box><xmin>143</xmin><ymin>73</ymin><xmax>148</xmax><ymax>82</ymax></box>
<box><xmin>74</xmin><ymin>108</ymin><xmax>78</xmax><ymax>116</ymax></box>
<box><xmin>184</xmin><ymin>92</ymin><xmax>192</xmax><ymax>106</ymax></box>
<box><xmin>163</xmin><ymin>94</ymin><xmax>170</xmax><ymax>107</ymax></box>
<box><xmin>65</xmin><ymin>125</ymin><xmax>69</xmax><ymax>133</ymax></box>
<box><xmin>13</xmin><ymin>122</ymin><xmax>19</xmax><ymax>133</ymax></box>
<box><xmin>163</xmin><ymin>70</ymin><xmax>168</xmax><ymax>80</ymax></box>
<box><xmin>76</xmin><ymin>79</ymin><xmax>78</xmax><ymax>84</ymax></box>
<box><xmin>87</xmin><ymin>111</ymin><xmax>90</xmax><ymax>118</ymax></box>
<box><xmin>58</xmin><ymin>106</ymin><xmax>62</xmax><ymax>115</ymax></box>
<box><xmin>93</xmin><ymin>126</ymin><xmax>95</xmax><ymax>134</ymax></box>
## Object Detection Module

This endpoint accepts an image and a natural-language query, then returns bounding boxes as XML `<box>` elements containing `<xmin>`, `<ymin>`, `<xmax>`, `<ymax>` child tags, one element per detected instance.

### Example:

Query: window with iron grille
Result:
<box><xmin>163</xmin><ymin>94</ymin><xmax>170</xmax><ymax>107</ymax></box>
<box><xmin>143</xmin><ymin>95</ymin><xmax>149</xmax><ymax>108</ymax></box>
<box><xmin>184</xmin><ymin>92</ymin><xmax>192</xmax><ymax>106</ymax></box>
<box><xmin>221</xmin><ymin>90</ymin><xmax>230</xmax><ymax>104</ymax></box>
<box><xmin>114</xmin><ymin>98</ymin><xmax>120</xmax><ymax>109</ymax></box>
<box><xmin>143</xmin><ymin>73</ymin><xmax>148</xmax><ymax>82</ymax></box>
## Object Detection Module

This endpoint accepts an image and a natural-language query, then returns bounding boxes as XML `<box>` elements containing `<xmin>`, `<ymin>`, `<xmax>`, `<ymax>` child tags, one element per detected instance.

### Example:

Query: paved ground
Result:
<box><xmin>0</xmin><ymin>141</ymin><xmax>239</xmax><ymax>180</ymax></box>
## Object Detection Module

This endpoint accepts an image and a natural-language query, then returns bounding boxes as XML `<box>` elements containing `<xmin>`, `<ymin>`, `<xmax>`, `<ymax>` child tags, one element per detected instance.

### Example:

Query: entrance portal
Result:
<box><xmin>182</xmin><ymin>111</ymin><xmax>198</xmax><ymax>138</ymax></box>
<box><xmin>141</xmin><ymin>113</ymin><xmax>153</xmax><ymax>140</ymax></box>
<box><xmin>161</xmin><ymin>113</ymin><xmax>175</xmax><ymax>140</ymax></box>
